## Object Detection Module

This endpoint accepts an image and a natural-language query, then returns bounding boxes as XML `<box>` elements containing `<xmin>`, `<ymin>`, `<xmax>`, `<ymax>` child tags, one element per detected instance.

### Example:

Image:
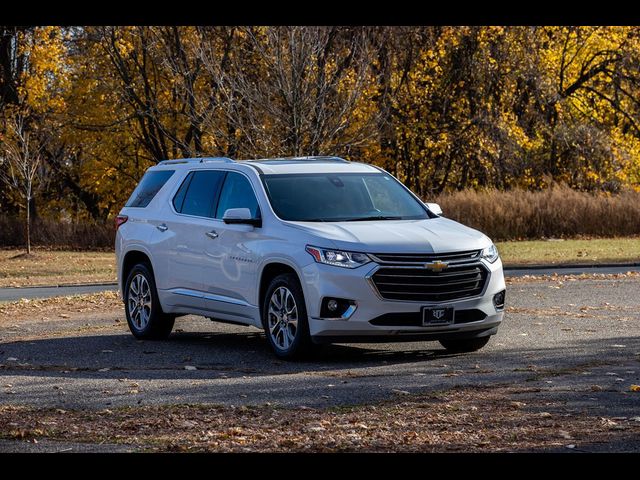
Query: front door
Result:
<box><xmin>202</xmin><ymin>171</ymin><xmax>262</xmax><ymax>321</ymax></box>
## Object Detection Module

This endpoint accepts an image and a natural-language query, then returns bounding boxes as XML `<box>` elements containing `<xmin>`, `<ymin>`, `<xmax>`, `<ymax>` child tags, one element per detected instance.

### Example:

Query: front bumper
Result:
<box><xmin>300</xmin><ymin>258</ymin><xmax>506</xmax><ymax>342</ymax></box>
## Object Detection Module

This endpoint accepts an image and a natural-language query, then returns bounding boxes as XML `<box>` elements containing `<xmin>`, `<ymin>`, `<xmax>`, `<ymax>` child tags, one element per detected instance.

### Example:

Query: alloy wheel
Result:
<box><xmin>267</xmin><ymin>286</ymin><xmax>298</xmax><ymax>350</ymax></box>
<box><xmin>128</xmin><ymin>273</ymin><xmax>152</xmax><ymax>330</ymax></box>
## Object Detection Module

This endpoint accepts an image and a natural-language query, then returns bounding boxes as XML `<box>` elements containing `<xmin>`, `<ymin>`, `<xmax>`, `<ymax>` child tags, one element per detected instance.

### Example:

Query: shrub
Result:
<box><xmin>432</xmin><ymin>184</ymin><xmax>640</xmax><ymax>240</ymax></box>
<box><xmin>0</xmin><ymin>216</ymin><xmax>114</xmax><ymax>250</ymax></box>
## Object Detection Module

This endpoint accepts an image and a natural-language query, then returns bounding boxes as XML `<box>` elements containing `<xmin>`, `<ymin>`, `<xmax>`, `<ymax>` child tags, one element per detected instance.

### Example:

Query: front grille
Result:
<box><xmin>371</xmin><ymin>264</ymin><xmax>488</xmax><ymax>302</ymax></box>
<box><xmin>370</xmin><ymin>309</ymin><xmax>487</xmax><ymax>327</ymax></box>
<box><xmin>371</xmin><ymin>250</ymin><xmax>480</xmax><ymax>264</ymax></box>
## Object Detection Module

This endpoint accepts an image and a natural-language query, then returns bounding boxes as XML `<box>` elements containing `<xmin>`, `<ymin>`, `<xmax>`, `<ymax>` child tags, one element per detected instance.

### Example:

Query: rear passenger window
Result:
<box><xmin>215</xmin><ymin>172</ymin><xmax>260</xmax><ymax>219</ymax></box>
<box><xmin>125</xmin><ymin>170</ymin><xmax>175</xmax><ymax>208</ymax></box>
<box><xmin>179</xmin><ymin>170</ymin><xmax>225</xmax><ymax>217</ymax></box>
<box><xmin>172</xmin><ymin>172</ymin><xmax>193</xmax><ymax>213</ymax></box>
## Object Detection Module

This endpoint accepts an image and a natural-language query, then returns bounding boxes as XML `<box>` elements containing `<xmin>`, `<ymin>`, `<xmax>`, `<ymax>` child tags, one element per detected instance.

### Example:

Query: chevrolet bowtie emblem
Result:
<box><xmin>425</xmin><ymin>260</ymin><xmax>449</xmax><ymax>272</ymax></box>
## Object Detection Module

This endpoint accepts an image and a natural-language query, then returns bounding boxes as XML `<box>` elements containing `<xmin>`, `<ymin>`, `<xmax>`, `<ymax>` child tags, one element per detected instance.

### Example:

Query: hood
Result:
<box><xmin>286</xmin><ymin>217</ymin><xmax>491</xmax><ymax>254</ymax></box>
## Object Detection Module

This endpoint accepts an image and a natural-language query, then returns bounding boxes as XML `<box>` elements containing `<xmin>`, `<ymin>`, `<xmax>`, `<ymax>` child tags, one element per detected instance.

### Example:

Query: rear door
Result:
<box><xmin>151</xmin><ymin>169</ymin><xmax>226</xmax><ymax>310</ymax></box>
<box><xmin>202</xmin><ymin>171</ymin><xmax>262</xmax><ymax>319</ymax></box>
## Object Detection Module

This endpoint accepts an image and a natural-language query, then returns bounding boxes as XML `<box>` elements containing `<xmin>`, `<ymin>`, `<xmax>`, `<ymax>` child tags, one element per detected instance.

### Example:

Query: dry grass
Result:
<box><xmin>0</xmin><ymin>216</ymin><xmax>114</xmax><ymax>250</ymax></box>
<box><xmin>497</xmin><ymin>238</ymin><xmax>640</xmax><ymax>266</ymax></box>
<box><xmin>1</xmin><ymin>386</ymin><xmax>637</xmax><ymax>452</ymax></box>
<box><xmin>0</xmin><ymin>236</ymin><xmax>638</xmax><ymax>289</ymax></box>
<box><xmin>0</xmin><ymin>249</ymin><xmax>116</xmax><ymax>287</ymax></box>
<box><xmin>0</xmin><ymin>291</ymin><xmax>121</xmax><ymax>322</ymax></box>
<box><xmin>434</xmin><ymin>184</ymin><xmax>640</xmax><ymax>240</ymax></box>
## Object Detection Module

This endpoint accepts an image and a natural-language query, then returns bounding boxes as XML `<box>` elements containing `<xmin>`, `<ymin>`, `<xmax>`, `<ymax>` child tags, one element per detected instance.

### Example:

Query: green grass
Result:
<box><xmin>496</xmin><ymin>238</ymin><xmax>640</xmax><ymax>266</ymax></box>
<box><xmin>1</xmin><ymin>238</ymin><xmax>637</xmax><ymax>287</ymax></box>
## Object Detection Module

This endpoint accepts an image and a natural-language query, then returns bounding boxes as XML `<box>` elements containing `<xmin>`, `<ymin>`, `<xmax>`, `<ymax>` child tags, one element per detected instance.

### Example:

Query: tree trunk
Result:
<box><xmin>25</xmin><ymin>197</ymin><xmax>31</xmax><ymax>255</ymax></box>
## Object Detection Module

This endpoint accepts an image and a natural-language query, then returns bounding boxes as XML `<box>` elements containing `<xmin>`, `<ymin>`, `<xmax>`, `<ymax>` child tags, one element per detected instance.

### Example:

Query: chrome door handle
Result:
<box><xmin>157</xmin><ymin>223</ymin><xmax>168</xmax><ymax>232</ymax></box>
<box><xmin>206</xmin><ymin>230</ymin><xmax>218</xmax><ymax>239</ymax></box>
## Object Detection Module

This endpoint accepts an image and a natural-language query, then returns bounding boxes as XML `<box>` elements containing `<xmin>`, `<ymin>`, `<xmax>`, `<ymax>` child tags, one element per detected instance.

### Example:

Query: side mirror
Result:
<box><xmin>223</xmin><ymin>207</ymin><xmax>262</xmax><ymax>227</ymax></box>
<box><xmin>424</xmin><ymin>202</ymin><xmax>443</xmax><ymax>216</ymax></box>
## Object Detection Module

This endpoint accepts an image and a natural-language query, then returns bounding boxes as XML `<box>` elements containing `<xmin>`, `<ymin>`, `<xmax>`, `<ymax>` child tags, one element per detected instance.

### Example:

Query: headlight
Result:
<box><xmin>305</xmin><ymin>246</ymin><xmax>371</xmax><ymax>269</ymax></box>
<box><xmin>481</xmin><ymin>244</ymin><xmax>499</xmax><ymax>263</ymax></box>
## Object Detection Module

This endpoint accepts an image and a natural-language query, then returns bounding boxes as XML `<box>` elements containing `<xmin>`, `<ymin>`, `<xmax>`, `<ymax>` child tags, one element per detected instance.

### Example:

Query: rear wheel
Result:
<box><xmin>262</xmin><ymin>273</ymin><xmax>312</xmax><ymax>359</ymax></box>
<box><xmin>439</xmin><ymin>336</ymin><xmax>490</xmax><ymax>353</ymax></box>
<box><xmin>124</xmin><ymin>263</ymin><xmax>175</xmax><ymax>340</ymax></box>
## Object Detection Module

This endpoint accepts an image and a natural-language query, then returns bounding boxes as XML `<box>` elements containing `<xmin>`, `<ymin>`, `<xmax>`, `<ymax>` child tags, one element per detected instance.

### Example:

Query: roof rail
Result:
<box><xmin>246</xmin><ymin>155</ymin><xmax>348</xmax><ymax>163</ymax></box>
<box><xmin>157</xmin><ymin>157</ymin><xmax>235</xmax><ymax>165</ymax></box>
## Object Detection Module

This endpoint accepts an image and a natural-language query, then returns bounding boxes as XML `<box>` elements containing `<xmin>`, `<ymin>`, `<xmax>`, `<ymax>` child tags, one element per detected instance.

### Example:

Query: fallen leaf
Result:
<box><xmin>392</xmin><ymin>389</ymin><xmax>410</xmax><ymax>395</ymax></box>
<box><xmin>600</xmin><ymin>418</ymin><xmax>618</xmax><ymax>427</ymax></box>
<box><xmin>630</xmin><ymin>385</ymin><xmax>640</xmax><ymax>392</ymax></box>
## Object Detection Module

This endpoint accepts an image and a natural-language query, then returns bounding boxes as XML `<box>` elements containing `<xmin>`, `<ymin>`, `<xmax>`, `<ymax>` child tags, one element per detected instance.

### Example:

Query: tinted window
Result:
<box><xmin>215</xmin><ymin>172</ymin><xmax>260</xmax><ymax>219</ymax></box>
<box><xmin>263</xmin><ymin>173</ymin><xmax>428</xmax><ymax>222</ymax></box>
<box><xmin>172</xmin><ymin>172</ymin><xmax>193</xmax><ymax>213</ymax></box>
<box><xmin>181</xmin><ymin>170</ymin><xmax>225</xmax><ymax>217</ymax></box>
<box><xmin>125</xmin><ymin>170</ymin><xmax>175</xmax><ymax>208</ymax></box>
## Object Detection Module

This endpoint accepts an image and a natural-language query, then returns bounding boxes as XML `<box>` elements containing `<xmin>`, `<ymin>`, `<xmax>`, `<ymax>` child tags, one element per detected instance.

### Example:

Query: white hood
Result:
<box><xmin>286</xmin><ymin>217</ymin><xmax>491</xmax><ymax>254</ymax></box>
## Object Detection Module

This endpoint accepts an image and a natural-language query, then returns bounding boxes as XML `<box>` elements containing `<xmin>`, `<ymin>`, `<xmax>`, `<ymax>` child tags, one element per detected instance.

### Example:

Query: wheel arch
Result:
<box><xmin>120</xmin><ymin>248</ymin><xmax>155</xmax><ymax>296</ymax></box>
<box><xmin>258</xmin><ymin>261</ymin><xmax>303</xmax><ymax>321</ymax></box>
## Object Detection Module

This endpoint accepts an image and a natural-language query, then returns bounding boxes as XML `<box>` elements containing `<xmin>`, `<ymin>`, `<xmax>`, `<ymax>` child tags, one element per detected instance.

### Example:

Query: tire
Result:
<box><xmin>439</xmin><ymin>336</ymin><xmax>491</xmax><ymax>353</ymax></box>
<box><xmin>124</xmin><ymin>263</ymin><xmax>175</xmax><ymax>340</ymax></box>
<box><xmin>262</xmin><ymin>273</ymin><xmax>312</xmax><ymax>359</ymax></box>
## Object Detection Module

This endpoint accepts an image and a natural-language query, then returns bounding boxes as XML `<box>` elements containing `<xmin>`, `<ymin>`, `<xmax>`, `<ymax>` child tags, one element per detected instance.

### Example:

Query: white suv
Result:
<box><xmin>115</xmin><ymin>156</ymin><xmax>506</xmax><ymax>359</ymax></box>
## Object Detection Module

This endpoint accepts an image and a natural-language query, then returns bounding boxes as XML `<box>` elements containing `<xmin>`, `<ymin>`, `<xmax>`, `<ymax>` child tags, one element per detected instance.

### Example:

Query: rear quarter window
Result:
<box><xmin>125</xmin><ymin>170</ymin><xmax>175</xmax><ymax>208</ymax></box>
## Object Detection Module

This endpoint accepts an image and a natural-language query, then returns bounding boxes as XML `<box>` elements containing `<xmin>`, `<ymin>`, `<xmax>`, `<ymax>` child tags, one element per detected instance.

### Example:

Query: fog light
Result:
<box><xmin>320</xmin><ymin>297</ymin><xmax>356</xmax><ymax>319</ymax></box>
<box><xmin>493</xmin><ymin>290</ymin><xmax>506</xmax><ymax>310</ymax></box>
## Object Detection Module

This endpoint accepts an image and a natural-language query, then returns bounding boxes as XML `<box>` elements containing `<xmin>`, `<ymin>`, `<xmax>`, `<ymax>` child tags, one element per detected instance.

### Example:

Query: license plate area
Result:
<box><xmin>422</xmin><ymin>306</ymin><xmax>454</xmax><ymax>326</ymax></box>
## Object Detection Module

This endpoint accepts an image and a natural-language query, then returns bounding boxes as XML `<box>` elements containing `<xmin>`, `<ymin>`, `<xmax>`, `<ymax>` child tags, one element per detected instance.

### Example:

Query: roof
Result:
<box><xmin>151</xmin><ymin>156</ymin><xmax>382</xmax><ymax>175</ymax></box>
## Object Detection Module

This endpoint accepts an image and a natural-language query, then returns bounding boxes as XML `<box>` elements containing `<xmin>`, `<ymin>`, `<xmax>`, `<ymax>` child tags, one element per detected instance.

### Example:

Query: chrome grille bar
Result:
<box><xmin>370</xmin><ymin>249</ymin><xmax>481</xmax><ymax>265</ymax></box>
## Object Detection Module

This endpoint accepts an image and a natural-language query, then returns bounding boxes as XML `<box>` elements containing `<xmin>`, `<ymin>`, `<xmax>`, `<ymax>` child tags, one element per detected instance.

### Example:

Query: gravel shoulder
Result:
<box><xmin>0</xmin><ymin>273</ymin><xmax>639</xmax><ymax>452</ymax></box>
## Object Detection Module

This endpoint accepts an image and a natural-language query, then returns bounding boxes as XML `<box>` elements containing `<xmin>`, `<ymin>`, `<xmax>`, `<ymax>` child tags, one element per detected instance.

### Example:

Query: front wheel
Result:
<box><xmin>262</xmin><ymin>273</ymin><xmax>312</xmax><ymax>359</ymax></box>
<box><xmin>124</xmin><ymin>263</ymin><xmax>175</xmax><ymax>340</ymax></box>
<box><xmin>439</xmin><ymin>336</ymin><xmax>491</xmax><ymax>353</ymax></box>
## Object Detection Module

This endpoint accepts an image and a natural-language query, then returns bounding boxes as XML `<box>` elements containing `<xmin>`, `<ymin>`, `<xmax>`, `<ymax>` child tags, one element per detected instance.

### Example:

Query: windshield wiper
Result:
<box><xmin>343</xmin><ymin>215</ymin><xmax>403</xmax><ymax>222</ymax></box>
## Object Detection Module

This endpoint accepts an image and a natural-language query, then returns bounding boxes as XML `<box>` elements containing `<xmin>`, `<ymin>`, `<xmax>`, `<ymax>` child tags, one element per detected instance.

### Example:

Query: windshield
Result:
<box><xmin>262</xmin><ymin>172</ymin><xmax>429</xmax><ymax>222</ymax></box>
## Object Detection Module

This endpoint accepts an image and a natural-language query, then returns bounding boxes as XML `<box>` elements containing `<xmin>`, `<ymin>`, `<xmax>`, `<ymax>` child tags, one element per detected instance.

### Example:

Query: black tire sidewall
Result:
<box><xmin>262</xmin><ymin>273</ymin><xmax>311</xmax><ymax>359</ymax></box>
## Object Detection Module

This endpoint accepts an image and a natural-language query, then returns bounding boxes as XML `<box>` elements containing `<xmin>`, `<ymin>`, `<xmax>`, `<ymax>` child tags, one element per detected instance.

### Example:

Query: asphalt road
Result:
<box><xmin>1</xmin><ymin>273</ymin><xmax>639</xmax><ymax>452</ymax></box>
<box><xmin>0</xmin><ymin>283</ymin><xmax>118</xmax><ymax>302</ymax></box>
<box><xmin>1</xmin><ymin>264</ymin><xmax>638</xmax><ymax>302</ymax></box>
